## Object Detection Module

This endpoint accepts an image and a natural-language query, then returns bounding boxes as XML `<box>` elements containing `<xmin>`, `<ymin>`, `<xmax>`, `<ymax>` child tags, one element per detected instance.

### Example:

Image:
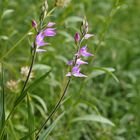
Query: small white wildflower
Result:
<box><xmin>6</xmin><ymin>80</ymin><xmax>18</xmax><ymax>92</ymax></box>
<box><xmin>20</xmin><ymin>66</ymin><xmax>34</xmax><ymax>80</ymax></box>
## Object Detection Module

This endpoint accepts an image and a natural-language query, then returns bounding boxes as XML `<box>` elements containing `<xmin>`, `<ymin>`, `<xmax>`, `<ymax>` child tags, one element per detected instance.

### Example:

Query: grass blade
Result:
<box><xmin>72</xmin><ymin>114</ymin><xmax>115</xmax><ymax>126</ymax></box>
<box><xmin>27</xmin><ymin>94</ymin><xmax>35</xmax><ymax>140</ymax></box>
<box><xmin>0</xmin><ymin>63</ymin><xmax>5</xmax><ymax>134</ymax></box>
<box><xmin>38</xmin><ymin>112</ymin><xmax>65</xmax><ymax>140</ymax></box>
<box><xmin>20</xmin><ymin>129</ymin><xmax>37</xmax><ymax>140</ymax></box>
<box><xmin>14</xmin><ymin>70</ymin><xmax>51</xmax><ymax>107</ymax></box>
<box><xmin>87</xmin><ymin>67</ymin><xmax>119</xmax><ymax>82</ymax></box>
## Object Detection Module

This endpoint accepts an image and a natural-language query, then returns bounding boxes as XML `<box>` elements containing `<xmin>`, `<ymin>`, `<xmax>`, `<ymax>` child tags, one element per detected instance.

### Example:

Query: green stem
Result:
<box><xmin>35</xmin><ymin>78</ymin><xmax>71</xmax><ymax>138</ymax></box>
<box><xmin>0</xmin><ymin>63</ymin><xmax>5</xmax><ymax>138</ymax></box>
<box><xmin>20</xmin><ymin>46</ymin><xmax>37</xmax><ymax>96</ymax></box>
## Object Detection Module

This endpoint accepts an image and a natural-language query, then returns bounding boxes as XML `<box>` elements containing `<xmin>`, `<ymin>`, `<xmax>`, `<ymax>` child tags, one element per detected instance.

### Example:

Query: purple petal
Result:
<box><xmin>84</xmin><ymin>34</ymin><xmax>94</xmax><ymax>39</ymax></box>
<box><xmin>80</xmin><ymin>46</ymin><xmax>93</xmax><ymax>57</ymax></box>
<box><xmin>76</xmin><ymin>58</ymin><xmax>88</xmax><ymax>65</ymax></box>
<box><xmin>36</xmin><ymin>32</ymin><xmax>44</xmax><ymax>41</ymax></box>
<box><xmin>66</xmin><ymin>72</ymin><xmax>72</xmax><ymax>77</ymax></box>
<box><xmin>36</xmin><ymin>49</ymin><xmax>46</xmax><ymax>52</ymax></box>
<box><xmin>72</xmin><ymin>66</ymin><xmax>87</xmax><ymax>77</ymax></box>
<box><xmin>36</xmin><ymin>32</ymin><xmax>46</xmax><ymax>47</ymax></box>
<box><xmin>67</xmin><ymin>60</ymin><xmax>73</xmax><ymax>66</ymax></box>
<box><xmin>80</xmin><ymin>46</ymin><xmax>87</xmax><ymax>52</ymax></box>
<box><xmin>47</xmin><ymin>22</ymin><xmax>55</xmax><ymax>27</ymax></box>
<box><xmin>72</xmin><ymin>66</ymin><xmax>80</xmax><ymax>73</ymax></box>
<box><xmin>37</xmin><ymin>41</ymin><xmax>49</xmax><ymax>47</ymax></box>
<box><xmin>73</xmin><ymin>72</ymin><xmax>87</xmax><ymax>77</ymax></box>
<box><xmin>82</xmin><ymin>52</ymin><xmax>93</xmax><ymax>57</ymax></box>
<box><xmin>44</xmin><ymin>28</ymin><xmax>56</xmax><ymax>37</ymax></box>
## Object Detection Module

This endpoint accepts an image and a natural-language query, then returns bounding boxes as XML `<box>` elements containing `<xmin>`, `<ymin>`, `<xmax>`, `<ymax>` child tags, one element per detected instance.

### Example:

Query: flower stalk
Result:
<box><xmin>36</xmin><ymin>77</ymin><xmax>71</xmax><ymax>138</ymax></box>
<box><xmin>36</xmin><ymin>18</ymin><xmax>94</xmax><ymax>138</ymax></box>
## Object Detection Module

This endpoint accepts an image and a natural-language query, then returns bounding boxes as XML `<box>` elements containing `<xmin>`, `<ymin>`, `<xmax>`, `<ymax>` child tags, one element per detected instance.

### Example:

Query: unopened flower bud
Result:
<box><xmin>81</xmin><ymin>19</ymin><xmax>89</xmax><ymax>35</ymax></box>
<box><xmin>32</xmin><ymin>20</ymin><xmax>37</xmax><ymax>28</ymax></box>
<box><xmin>74</xmin><ymin>32</ymin><xmax>80</xmax><ymax>43</ymax></box>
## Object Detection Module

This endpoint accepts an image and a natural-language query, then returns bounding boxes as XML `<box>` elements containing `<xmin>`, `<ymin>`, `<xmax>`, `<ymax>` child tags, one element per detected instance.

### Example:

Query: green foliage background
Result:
<box><xmin>0</xmin><ymin>0</ymin><xmax>140</xmax><ymax>139</ymax></box>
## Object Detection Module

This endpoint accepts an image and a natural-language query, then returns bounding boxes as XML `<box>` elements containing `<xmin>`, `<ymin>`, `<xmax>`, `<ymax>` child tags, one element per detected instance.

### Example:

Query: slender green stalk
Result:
<box><xmin>20</xmin><ymin>46</ymin><xmax>37</xmax><ymax>96</ymax></box>
<box><xmin>36</xmin><ymin>78</ymin><xmax>71</xmax><ymax>138</ymax></box>
<box><xmin>0</xmin><ymin>63</ymin><xmax>5</xmax><ymax>137</ymax></box>
<box><xmin>27</xmin><ymin>93</ymin><xmax>35</xmax><ymax>140</ymax></box>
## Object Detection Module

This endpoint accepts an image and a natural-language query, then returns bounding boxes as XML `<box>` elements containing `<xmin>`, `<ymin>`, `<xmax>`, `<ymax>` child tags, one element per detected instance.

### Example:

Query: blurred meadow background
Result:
<box><xmin>0</xmin><ymin>0</ymin><xmax>140</xmax><ymax>139</ymax></box>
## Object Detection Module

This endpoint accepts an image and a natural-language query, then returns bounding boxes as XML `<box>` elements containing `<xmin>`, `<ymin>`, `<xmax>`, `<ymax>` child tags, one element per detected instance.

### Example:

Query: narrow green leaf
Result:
<box><xmin>72</xmin><ymin>114</ymin><xmax>115</xmax><ymax>126</ymax></box>
<box><xmin>65</xmin><ymin>16</ymin><xmax>83</xmax><ymax>24</ymax></box>
<box><xmin>1</xmin><ymin>9</ymin><xmax>14</xmax><ymax>19</ymax></box>
<box><xmin>33</xmin><ymin>64</ymin><xmax>51</xmax><ymax>72</ymax></box>
<box><xmin>27</xmin><ymin>94</ymin><xmax>35</xmax><ymax>140</ymax></box>
<box><xmin>14</xmin><ymin>70</ymin><xmax>51</xmax><ymax>107</ymax></box>
<box><xmin>38</xmin><ymin>112</ymin><xmax>65</xmax><ymax>140</ymax></box>
<box><xmin>87</xmin><ymin>67</ymin><xmax>119</xmax><ymax>82</ymax></box>
<box><xmin>0</xmin><ymin>35</ymin><xmax>9</xmax><ymax>41</ymax></box>
<box><xmin>20</xmin><ymin>129</ymin><xmax>37</xmax><ymax>140</ymax></box>
<box><xmin>0</xmin><ymin>63</ymin><xmax>5</xmax><ymax>132</ymax></box>
<box><xmin>9</xmin><ymin>120</ymin><xmax>18</xmax><ymax>140</ymax></box>
<box><xmin>31</xmin><ymin>94</ymin><xmax>47</xmax><ymax>112</ymax></box>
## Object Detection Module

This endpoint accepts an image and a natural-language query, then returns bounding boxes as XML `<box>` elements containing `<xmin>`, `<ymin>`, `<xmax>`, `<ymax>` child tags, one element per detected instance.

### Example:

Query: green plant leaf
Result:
<box><xmin>65</xmin><ymin>16</ymin><xmax>83</xmax><ymax>24</ymax></box>
<box><xmin>38</xmin><ymin>112</ymin><xmax>65</xmax><ymax>140</ymax></box>
<box><xmin>27</xmin><ymin>94</ymin><xmax>35</xmax><ymax>140</ymax></box>
<box><xmin>87</xmin><ymin>67</ymin><xmax>119</xmax><ymax>82</ymax></box>
<box><xmin>20</xmin><ymin>129</ymin><xmax>37</xmax><ymax>140</ymax></box>
<box><xmin>14</xmin><ymin>70</ymin><xmax>51</xmax><ymax>107</ymax></box>
<box><xmin>31</xmin><ymin>94</ymin><xmax>47</xmax><ymax>112</ymax></box>
<box><xmin>0</xmin><ymin>63</ymin><xmax>5</xmax><ymax>133</ymax></box>
<box><xmin>1</xmin><ymin>9</ymin><xmax>14</xmax><ymax>19</ymax></box>
<box><xmin>33</xmin><ymin>64</ymin><xmax>51</xmax><ymax>72</ymax></box>
<box><xmin>72</xmin><ymin>114</ymin><xmax>115</xmax><ymax>126</ymax></box>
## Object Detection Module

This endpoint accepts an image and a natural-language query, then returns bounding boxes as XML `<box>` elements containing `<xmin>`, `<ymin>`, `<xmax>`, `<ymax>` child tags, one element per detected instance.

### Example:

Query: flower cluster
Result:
<box><xmin>66</xmin><ymin>20</ymin><xmax>94</xmax><ymax>77</ymax></box>
<box><xmin>20</xmin><ymin>66</ymin><xmax>34</xmax><ymax>80</ymax></box>
<box><xmin>6</xmin><ymin>80</ymin><xmax>19</xmax><ymax>92</ymax></box>
<box><xmin>32</xmin><ymin>20</ymin><xmax>56</xmax><ymax>52</ymax></box>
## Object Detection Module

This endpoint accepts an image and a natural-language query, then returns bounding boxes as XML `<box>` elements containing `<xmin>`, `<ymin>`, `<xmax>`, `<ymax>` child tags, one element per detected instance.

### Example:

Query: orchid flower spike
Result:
<box><xmin>66</xmin><ymin>18</ymin><xmax>94</xmax><ymax>78</ymax></box>
<box><xmin>35</xmin><ymin>22</ymin><xmax>56</xmax><ymax>53</ymax></box>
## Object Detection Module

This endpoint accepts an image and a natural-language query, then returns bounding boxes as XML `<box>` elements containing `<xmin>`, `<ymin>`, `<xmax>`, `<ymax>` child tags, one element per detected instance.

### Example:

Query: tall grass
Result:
<box><xmin>0</xmin><ymin>0</ymin><xmax>140</xmax><ymax>139</ymax></box>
